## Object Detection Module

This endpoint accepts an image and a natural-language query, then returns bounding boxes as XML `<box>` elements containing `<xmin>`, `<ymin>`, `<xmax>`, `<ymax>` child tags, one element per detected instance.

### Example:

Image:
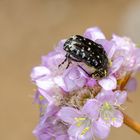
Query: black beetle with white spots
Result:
<box><xmin>59</xmin><ymin>35</ymin><xmax>109</xmax><ymax>79</ymax></box>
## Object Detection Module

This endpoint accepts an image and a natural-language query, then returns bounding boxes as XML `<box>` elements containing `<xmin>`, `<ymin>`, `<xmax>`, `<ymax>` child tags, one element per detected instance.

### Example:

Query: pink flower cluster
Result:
<box><xmin>31</xmin><ymin>27</ymin><xmax>140</xmax><ymax>140</ymax></box>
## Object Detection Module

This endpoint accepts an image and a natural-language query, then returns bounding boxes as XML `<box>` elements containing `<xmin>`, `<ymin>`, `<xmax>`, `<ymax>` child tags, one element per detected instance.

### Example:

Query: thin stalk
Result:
<box><xmin>123</xmin><ymin>112</ymin><xmax>140</xmax><ymax>134</ymax></box>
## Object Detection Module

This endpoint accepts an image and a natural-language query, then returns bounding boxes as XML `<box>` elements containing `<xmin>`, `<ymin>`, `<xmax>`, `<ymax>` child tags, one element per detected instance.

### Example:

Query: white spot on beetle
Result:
<box><xmin>87</xmin><ymin>47</ymin><xmax>91</xmax><ymax>51</ymax></box>
<box><xmin>82</xmin><ymin>53</ymin><xmax>86</xmax><ymax>58</ymax></box>
<box><xmin>76</xmin><ymin>50</ymin><xmax>80</xmax><ymax>55</ymax></box>
<box><xmin>70</xmin><ymin>45</ymin><xmax>75</xmax><ymax>51</ymax></box>
<box><xmin>72</xmin><ymin>36</ymin><xmax>77</xmax><ymax>40</ymax></box>
<box><xmin>65</xmin><ymin>48</ymin><xmax>69</xmax><ymax>51</ymax></box>
<box><xmin>98</xmin><ymin>45</ymin><xmax>102</xmax><ymax>48</ymax></box>
<box><xmin>88</xmin><ymin>42</ymin><xmax>92</xmax><ymax>45</ymax></box>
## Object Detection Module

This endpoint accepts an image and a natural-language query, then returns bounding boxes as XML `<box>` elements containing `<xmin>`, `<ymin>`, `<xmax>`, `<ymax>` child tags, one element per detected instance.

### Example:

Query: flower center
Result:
<box><xmin>74</xmin><ymin>117</ymin><xmax>86</xmax><ymax>127</ymax></box>
<box><xmin>100</xmin><ymin>102</ymin><xmax>116</xmax><ymax>123</ymax></box>
<box><xmin>74</xmin><ymin>117</ymin><xmax>91</xmax><ymax>137</ymax></box>
<box><xmin>81</xmin><ymin>127</ymin><xmax>90</xmax><ymax>136</ymax></box>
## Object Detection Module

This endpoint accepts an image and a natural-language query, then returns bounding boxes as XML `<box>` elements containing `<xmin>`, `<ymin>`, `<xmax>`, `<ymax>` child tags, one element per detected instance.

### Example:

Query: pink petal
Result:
<box><xmin>99</xmin><ymin>75</ymin><xmax>117</xmax><ymax>90</ymax></box>
<box><xmin>57</xmin><ymin>107</ymin><xmax>81</xmax><ymax>124</ymax></box>
<box><xmin>63</xmin><ymin>76</ymin><xmax>78</xmax><ymax>91</ymax></box>
<box><xmin>63</xmin><ymin>66</ymin><xmax>87</xmax><ymax>92</ymax></box>
<box><xmin>68</xmin><ymin>68</ymin><xmax>81</xmax><ymax>80</ymax></box>
<box><xmin>68</xmin><ymin>122</ymin><xmax>94</xmax><ymax>140</ymax></box>
<box><xmin>111</xmin><ymin>56</ymin><xmax>124</xmax><ymax>74</ymax></box>
<box><xmin>56</xmin><ymin>135</ymin><xmax>68</xmax><ymax>140</ymax></box>
<box><xmin>115</xmin><ymin>90</ymin><xmax>127</xmax><ymax>105</ymax></box>
<box><xmin>54</xmin><ymin>76</ymin><xmax>66</xmax><ymax>89</ymax></box>
<box><xmin>35</xmin><ymin>134</ymin><xmax>52</xmax><ymax>140</ymax></box>
<box><xmin>55</xmin><ymin>39</ymin><xmax>66</xmax><ymax>52</ymax></box>
<box><xmin>40</xmin><ymin>103</ymin><xmax>60</xmax><ymax>125</ymax></box>
<box><xmin>95</xmin><ymin>39</ymin><xmax>114</xmax><ymax>55</ymax></box>
<box><xmin>38</xmin><ymin>88</ymin><xmax>54</xmax><ymax>103</ymax></box>
<box><xmin>86</xmin><ymin>78</ymin><xmax>97</xmax><ymax>87</ymax></box>
<box><xmin>31</xmin><ymin>66</ymin><xmax>51</xmax><ymax>81</ymax></box>
<box><xmin>36</xmin><ymin>77</ymin><xmax>54</xmax><ymax>91</ymax></box>
<box><xmin>75</xmin><ymin>77</ymin><xmax>86</xmax><ymax>88</ymax></box>
<box><xmin>41</xmin><ymin>51</ymin><xmax>66</xmax><ymax>69</ymax></box>
<box><xmin>68</xmin><ymin>124</ymin><xmax>85</xmax><ymax>140</ymax></box>
<box><xmin>44</xmin><ymin>103</ymin><xmax>60</xmax><ymax>118</ymax></box>
<box><xmin>134</xmin><ymin>50</ymin><xmax>140</xmax><ymax>70</ymax></box>
<box><xmin>108</xmin><ymin>43</ymin><xmax>116</xmax><ymax>59</ymax></box>
<box><xmin>93</xmin><ymin>118</ymin><xmax>110</xmax><ymax>139</ymax></box>
<box><xmin>125</xmin><ymin>77</ymin><xmax>137</xmax><ymax>92</ymax></box>
<box><xmin>82</xmin><ymin>99</ymin><xmax>101</xmax><ymax>120</ymax></box>
<box><xmin>96</xmin><ymin>90</ymin><xmax>116</xmax><ymax>104</ymax></box>
<box><xmin>111</xmin><ymin>110</ymin><xmax>123</xmax><ymax>128</ymax></box>
<box><xmin>84</xmin><ymin>27</ymin><xmax>105</xmax><ymax>41</ymax></box>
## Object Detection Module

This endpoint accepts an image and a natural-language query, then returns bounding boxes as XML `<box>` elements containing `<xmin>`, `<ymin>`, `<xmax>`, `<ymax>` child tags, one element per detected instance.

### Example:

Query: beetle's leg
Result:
<box><xmin>58</xmin><ymin>53</ymin><xmax>69</xmax><ymax>68</ymax></box>
<box><xmin>66</xmin><ymin>59</ymin><xmax>72</xmax><ymax>69</ymax></box>
<box><xmin>78</xmin><ymin>65</ymin><xmax>92</xmax><ymax>77</ymax></box>
<box><xmin>65</xmin><ymin>55</ymin><xmax>80</xmax><ymax>69</ymax></box>
<box><xmin>58</xmin><ymin>54</ymin><xmax>73</xmax><ymax>69</ymax></box>
<box><xmin>59</xmin><ymin>54</ymin><xmax>81</xmax><ymax>69</ymax></box>
<box><xmin>68</xmin><ymin>56</ymin><xmax>81</xmax><ymax>62</ymax></box>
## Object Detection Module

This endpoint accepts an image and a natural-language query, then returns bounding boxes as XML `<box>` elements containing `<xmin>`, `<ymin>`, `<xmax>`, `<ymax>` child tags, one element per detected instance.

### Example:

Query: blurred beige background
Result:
<box><xmin>1</xmin><ymin>0</ymin><xmax>140</xmax><ymax>139</ymax></box>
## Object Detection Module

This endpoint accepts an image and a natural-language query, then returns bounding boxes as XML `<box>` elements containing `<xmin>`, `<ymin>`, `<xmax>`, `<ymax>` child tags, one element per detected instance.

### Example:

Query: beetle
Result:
<box><xmin>59</xmin><ymin>35</ymin><xmax>109</xmax><ymax>79</ymax></box>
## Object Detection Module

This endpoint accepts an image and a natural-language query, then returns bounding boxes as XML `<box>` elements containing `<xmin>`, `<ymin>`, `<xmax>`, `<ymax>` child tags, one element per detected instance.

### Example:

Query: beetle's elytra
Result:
<box><xmin>59</xmin><ymin>35</ymin><xmax>109</xmax><ymax>79</ymax></box>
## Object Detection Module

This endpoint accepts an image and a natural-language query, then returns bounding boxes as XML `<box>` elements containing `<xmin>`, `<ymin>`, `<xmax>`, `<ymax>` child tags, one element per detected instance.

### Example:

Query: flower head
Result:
<box><xmin>31</xmin><ymin>27</ymin><xmax>140</xmax><ymax>140</ymax></box>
